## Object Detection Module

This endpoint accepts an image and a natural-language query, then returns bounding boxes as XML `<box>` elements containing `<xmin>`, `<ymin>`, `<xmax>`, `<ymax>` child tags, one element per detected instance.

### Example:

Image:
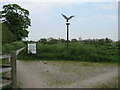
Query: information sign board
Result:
<box><xmin>28</xmin><ymin>43</ymin><xmax>36</xmax><ymax>54</ymax></box>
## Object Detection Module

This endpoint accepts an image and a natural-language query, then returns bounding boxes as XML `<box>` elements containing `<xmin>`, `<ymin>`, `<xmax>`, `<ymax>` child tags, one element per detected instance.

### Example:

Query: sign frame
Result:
<box><xmin>28</xmin><ymin>43</ymin><xmax>37</xmax><ymax>54</ymax></box>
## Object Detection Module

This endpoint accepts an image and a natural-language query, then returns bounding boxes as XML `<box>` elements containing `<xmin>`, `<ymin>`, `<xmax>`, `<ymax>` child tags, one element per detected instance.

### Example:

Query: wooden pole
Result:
<box><xmin>11</xmin><ymin>51</ymin><xmax>17</xmax><ymax>88</ymax></box>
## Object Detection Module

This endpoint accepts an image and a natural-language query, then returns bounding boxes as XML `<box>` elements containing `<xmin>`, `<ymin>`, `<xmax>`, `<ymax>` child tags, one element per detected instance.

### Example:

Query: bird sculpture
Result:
<box><xmin>61</xmin><ymin>14</ymin><xmax>75</xmax><ymax>22</ymax></box>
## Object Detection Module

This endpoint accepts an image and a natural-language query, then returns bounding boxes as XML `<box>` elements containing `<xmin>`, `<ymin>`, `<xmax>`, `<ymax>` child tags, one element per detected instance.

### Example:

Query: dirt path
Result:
<box><xmin>17</xmin><ymin>60</ymin><xmax>48</xmax><ymax>88</ymax></box>
<box><xmin>65</xmin><ymin>68</ymin><xmax>118</xmax><ymax>88</ymax></box>
<box><xmin>16</xmin><ymin>60</ymin><xmax>118</xmax><ymax>88</ymax></box>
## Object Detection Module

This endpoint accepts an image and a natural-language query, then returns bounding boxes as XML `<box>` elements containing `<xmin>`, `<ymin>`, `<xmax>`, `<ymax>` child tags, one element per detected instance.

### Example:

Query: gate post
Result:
<box><xmin>11</xmin><ymin>51</ymin><xmax>17</xmax><ymax>88</ymax></box>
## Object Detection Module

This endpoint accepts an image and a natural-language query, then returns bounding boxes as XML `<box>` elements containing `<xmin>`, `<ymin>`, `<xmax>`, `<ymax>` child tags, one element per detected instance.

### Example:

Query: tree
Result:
<box><xmin>58</xmin><ymin>38</ymin><xmax>66</xmax><ymax>43</ymax></box>
<box><xmin>39</xmin><ymin>38</ymin><xmax>47</xmax><ymax>44</ymax></box>
<box><xmin>48</xmin><ymin>39</ymin><xmax>58</xmax><ymax>44</ymax></box>
<box><xmin>98</xmin><ymin>39</ymin><xmax>105</xmax><ymax>45</ymax></box>
<box><xmin>71</xmin><ymin>39</ymin><xmax>78</xmax><ymax>42</ymax></box>
<box><xmin>1</xmin><ymin>4</ymin><xmax>31</xmax><ymax>41</ymax></box>
<box><xmin>105</xmin><ymin>38</ymin><xmax>112</xmax><ymax>43</ymax></box>
<box><xmin>2</xmin><ymin>23</ymin><xmax>17</xmax><ymax>43</ymax></box>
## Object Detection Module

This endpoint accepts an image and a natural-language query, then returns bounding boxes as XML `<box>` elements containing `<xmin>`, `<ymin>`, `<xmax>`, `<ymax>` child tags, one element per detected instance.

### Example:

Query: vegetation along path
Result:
<box><xmin>16</xmin><ymin>60</ymin><xmax>118</xmax><ymax>88</ymax></box>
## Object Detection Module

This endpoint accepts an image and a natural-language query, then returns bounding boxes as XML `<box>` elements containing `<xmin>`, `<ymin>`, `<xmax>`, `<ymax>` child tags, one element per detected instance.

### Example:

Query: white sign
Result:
<box><xmin>28</xmin><ymin>43</ymin><xmax>36</xmax><ymax>54</ymax></box>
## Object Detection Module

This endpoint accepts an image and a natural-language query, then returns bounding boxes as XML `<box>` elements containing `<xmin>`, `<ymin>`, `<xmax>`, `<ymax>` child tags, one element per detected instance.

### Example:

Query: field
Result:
<box><xmin>18</xmin><ymin>42</ymin><xmax>118</xmax><ymax>62</ymax></box>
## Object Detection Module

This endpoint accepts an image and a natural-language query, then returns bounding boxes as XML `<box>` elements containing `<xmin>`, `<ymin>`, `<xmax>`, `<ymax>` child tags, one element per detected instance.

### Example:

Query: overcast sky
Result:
<box><xmin>1</xmin><ymin>0</ymin><xmax>119</xmax><ymax>41</ymax></box>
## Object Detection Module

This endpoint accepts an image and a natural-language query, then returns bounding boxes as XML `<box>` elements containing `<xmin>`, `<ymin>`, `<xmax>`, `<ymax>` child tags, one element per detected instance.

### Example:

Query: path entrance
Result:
<box><xmin>17</xmin><ymin>60</ymin><xmax>118</xmax><ymax>88</ymax></box>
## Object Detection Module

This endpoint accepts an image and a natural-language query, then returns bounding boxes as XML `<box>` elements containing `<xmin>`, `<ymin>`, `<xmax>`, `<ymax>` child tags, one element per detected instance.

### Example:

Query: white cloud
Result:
<box><xmin>96</xmin><ymin>3</ymin><xmax>118</xmax><ymax>10</ymax></box>
<box><xmin>78</xmin><ymin>15</ymin><xmax>117</xmax><ymax>22</ymax></box>
<box><xmin>18</xmin><ymin>2</ymin><xmax>51</xmax><ymax>13</ymax></box>
<box><xmin>1</xmin><ymin>2</ymin><xmax>52</xmax><ymax>14</ymax></box>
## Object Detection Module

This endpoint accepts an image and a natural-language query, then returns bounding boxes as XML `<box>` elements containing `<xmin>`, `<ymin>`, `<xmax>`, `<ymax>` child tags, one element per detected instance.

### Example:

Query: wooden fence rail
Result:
<box><xmin>1</xmin><ymin>47</ymin><xmax>25</xmax><ymax>88</ymax></box>
<box><xmin>1</xmin><ymin>51</ymin><xmax>17</xmax><ymax>88</ymax></box>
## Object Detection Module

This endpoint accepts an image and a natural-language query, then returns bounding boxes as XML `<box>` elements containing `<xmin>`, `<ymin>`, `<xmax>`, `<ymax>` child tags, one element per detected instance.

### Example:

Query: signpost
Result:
<box><xmin>61</xmin><ymin>14</ymin><xmax>74</xmax><ymax>48</ymax></box>
<box><xmin>28</xmin><ymin>43</ymin><xmax>36</xmax><ymax>54</ymax></box>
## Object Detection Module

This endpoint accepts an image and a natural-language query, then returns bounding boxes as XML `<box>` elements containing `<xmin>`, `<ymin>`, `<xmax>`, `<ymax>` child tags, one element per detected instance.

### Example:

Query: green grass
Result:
<box><xmin>2</xmin><ymin>41</ymin><xmax>25</xmax><ymax>54</ymax></box>
<box><xmin>17</xmin><ymin>42</ymin><xmax>118</xmax><ymax>62</ymax></box>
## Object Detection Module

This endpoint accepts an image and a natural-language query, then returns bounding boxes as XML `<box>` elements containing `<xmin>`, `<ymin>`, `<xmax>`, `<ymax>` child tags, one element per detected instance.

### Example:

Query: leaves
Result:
<box><xmin>1</xmin><ymin>4</ymin><xmax>31</xmax><ymax>42</ymax></box>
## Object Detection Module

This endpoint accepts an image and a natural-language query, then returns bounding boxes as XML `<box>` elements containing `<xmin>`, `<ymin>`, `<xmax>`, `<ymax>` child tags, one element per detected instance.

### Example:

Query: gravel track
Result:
<box><xmin>16</xmin><ymin>60</ymin><xmax>118</xmax><ymax>88</ymax></box>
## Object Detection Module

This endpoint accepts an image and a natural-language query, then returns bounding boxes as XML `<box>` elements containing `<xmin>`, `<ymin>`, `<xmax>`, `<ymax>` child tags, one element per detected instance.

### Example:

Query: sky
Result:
<box><xmin>0</xmin><ymin>0</ymin><xmax>119</xmax><ymax>41</ymax></box>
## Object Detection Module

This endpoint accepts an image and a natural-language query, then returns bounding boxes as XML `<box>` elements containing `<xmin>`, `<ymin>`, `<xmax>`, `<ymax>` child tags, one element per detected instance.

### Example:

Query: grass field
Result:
<box><xmin>18</xmin><ymin>42</ymin><xmax>118</xmax><ymax>62</ymax></box>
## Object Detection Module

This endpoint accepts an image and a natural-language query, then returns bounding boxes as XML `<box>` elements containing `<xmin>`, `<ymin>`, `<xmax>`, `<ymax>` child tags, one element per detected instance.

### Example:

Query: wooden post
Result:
<box><xmin>11</xmin><ymin>51</ymin><xmax>17</xmax><ymax>88</ymax></box>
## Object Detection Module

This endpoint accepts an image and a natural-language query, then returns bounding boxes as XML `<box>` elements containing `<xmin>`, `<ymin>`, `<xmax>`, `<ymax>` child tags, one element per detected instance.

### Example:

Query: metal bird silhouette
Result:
<box><xmin>61</xmin><ymin>14</ymin><xmax>75</xmax><ymax>22</ymax></box>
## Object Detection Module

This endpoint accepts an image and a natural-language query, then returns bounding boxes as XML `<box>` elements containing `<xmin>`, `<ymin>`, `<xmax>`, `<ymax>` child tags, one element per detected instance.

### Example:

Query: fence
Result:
<box><xmin>1</xmin><ymin>51</ymin><xmax>17</xmax><ymax>88</ymax></box>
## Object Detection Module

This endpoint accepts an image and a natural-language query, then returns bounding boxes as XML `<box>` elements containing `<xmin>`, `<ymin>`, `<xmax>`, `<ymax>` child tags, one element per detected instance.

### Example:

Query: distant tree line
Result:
<box><xmin>26</xmin><ymin>37</ymin><xmax>118</xmax><ymax>46</ymax></box>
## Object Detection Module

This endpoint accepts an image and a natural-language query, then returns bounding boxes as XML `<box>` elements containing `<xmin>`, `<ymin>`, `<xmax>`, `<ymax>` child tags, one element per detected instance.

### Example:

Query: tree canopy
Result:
<box><xmin>1</xmin><ymin>4</ymin><xmax>31</xmax><ymax>42</ymax></box>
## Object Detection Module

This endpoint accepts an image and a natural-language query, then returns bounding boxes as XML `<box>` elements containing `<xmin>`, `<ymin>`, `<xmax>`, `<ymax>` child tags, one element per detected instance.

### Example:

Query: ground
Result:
<box><xmin>16</xmin><ymin>60</ymin><xmax>118</xmax><ymax>88</ymax></box>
